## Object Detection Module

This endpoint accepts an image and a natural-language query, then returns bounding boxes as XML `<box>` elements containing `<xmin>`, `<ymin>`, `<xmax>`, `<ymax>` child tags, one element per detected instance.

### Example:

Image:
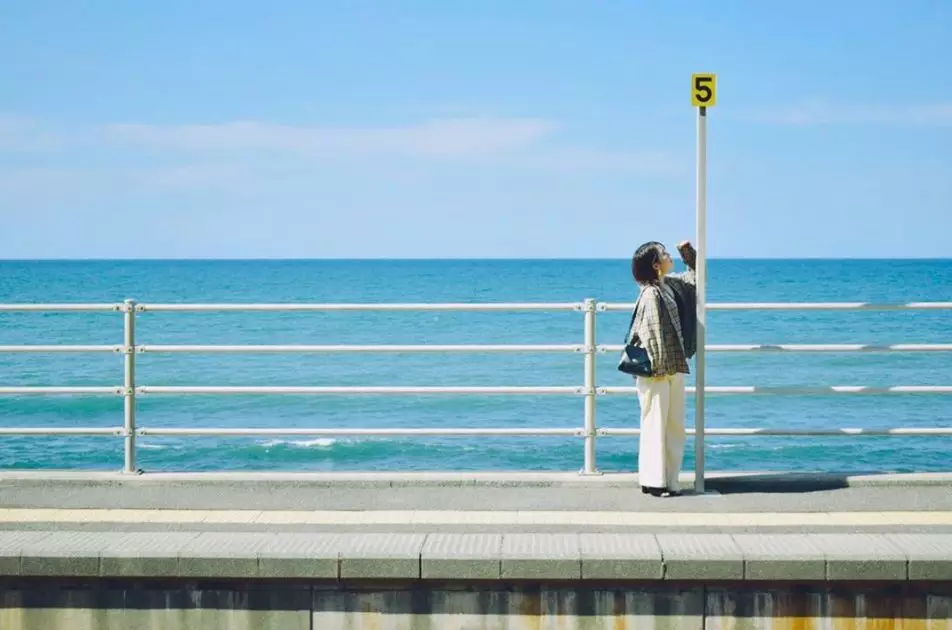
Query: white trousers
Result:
<box><xmin>635</xmin><ymin>373</ymin><xmax>686</xmax><ymax>491</ymax></box>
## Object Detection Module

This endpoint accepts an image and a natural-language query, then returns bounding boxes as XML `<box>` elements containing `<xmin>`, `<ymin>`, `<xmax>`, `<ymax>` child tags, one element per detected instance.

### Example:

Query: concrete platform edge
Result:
<box><xmin>3</xmin><ymin>531</ymin><xmax>952</xmax><ymax>582</ymax></box>
<box><xmin>1</xmin><ymin>470</ymin><xmax>951</xmax><ymax>490</ymax></box>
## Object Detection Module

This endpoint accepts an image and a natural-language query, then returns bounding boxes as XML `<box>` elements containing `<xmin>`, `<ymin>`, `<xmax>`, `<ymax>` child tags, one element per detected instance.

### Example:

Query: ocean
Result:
<box><xmin>0</xmin><ymin>259</ymin><xmax>950</xmax><ymax>474</ymax></box>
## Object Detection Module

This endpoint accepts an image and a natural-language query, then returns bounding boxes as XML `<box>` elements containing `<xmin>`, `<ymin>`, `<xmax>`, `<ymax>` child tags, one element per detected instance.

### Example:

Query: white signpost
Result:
<box><xmin>691</xmin><ymin>73</ymin><xmax>715</xmax><ymax>493</ymax></box>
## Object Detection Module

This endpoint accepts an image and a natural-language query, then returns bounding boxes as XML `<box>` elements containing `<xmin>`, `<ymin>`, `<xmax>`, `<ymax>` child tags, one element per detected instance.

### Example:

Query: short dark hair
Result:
<box><xmin>631</xmin><ymin>241</ymin><xmax>664</xmax><ymax>285</ymax></box>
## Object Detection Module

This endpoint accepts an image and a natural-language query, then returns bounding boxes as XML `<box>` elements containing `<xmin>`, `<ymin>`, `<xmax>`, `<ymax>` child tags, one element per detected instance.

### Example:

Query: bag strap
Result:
<box><xmin>624</xmin><ymin>291</ymin><xmax>644</xmax><ymax>344</ymax></box>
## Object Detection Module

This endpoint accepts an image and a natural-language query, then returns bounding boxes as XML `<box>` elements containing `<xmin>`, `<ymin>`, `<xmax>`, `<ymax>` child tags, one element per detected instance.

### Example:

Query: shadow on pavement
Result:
<box><xmin>705</xmin><ymin>472</ymin><xmax>855</xmax><ymax>494</ymax></box>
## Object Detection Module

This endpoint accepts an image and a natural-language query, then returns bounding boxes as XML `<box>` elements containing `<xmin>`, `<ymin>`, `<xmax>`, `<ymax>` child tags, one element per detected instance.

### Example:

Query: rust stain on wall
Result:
<box><xmin>2</xmin><ymin>582</ymin><xmax>952</xmax><ymax>629</ymax></box>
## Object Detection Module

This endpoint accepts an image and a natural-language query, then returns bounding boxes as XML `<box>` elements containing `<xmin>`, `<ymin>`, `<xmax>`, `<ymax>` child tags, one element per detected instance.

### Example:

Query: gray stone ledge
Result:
<box><xmin>2</xmin><ymin>530</ymin><xmax>950</xmax><ymax>583</ymax></box>
<box><xmin>4</xmin><ymin>470</ymin><xmax>952</xmax><ymax>489</ymax></box>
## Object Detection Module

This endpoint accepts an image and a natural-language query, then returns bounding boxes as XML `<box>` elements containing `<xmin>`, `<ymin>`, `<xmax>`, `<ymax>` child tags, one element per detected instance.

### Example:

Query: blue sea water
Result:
<box><xmin>0</xmin><ymin>259</ymin><xmax>950</xmax><ymax>473</ymax></box>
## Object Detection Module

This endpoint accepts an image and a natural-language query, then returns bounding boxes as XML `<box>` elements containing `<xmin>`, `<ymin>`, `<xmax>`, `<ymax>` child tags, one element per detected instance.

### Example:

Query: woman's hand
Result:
<box><xmin>677</xmin><ymin>240</ymin><xmax>697</xmax><ymax>270</ymax></box>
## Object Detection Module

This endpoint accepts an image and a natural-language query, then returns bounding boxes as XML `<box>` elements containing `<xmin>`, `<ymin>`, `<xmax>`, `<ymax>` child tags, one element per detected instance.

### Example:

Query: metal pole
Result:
<box><xmin>122</xmin><ymin>298</ymin><xmax>138</xmax><ymax>474</ymax></box>
<box><xmin>581</xmin><ymin>298</ymin><xmax>599</xmax><ymax>474</ymax></box>
<box><xmin>694</xmin><ymin>107</ymin><xmax>707</xmax><ymax>494</ymax></box>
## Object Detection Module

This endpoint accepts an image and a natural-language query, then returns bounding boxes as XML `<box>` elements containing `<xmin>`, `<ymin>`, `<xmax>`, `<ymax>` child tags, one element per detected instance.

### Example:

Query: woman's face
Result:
<box><xmin>654</xmin><ymin>247</ymin><xmax>674</xmax><ymax>278</ymax></box>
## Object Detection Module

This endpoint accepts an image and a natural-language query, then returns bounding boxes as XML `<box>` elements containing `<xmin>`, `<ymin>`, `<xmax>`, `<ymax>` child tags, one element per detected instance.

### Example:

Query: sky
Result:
<box><xmin>1</xmin><ymin>1</ymin><xmax>949</xmax><ymax>259</ymax></box>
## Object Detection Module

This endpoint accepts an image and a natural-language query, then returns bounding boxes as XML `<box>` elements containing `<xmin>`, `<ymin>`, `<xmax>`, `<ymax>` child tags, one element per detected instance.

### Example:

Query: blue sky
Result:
<box><xmin>1</xmin><ymin>1</ymin><xmax>949</xmax><ymax>259</ymax></box>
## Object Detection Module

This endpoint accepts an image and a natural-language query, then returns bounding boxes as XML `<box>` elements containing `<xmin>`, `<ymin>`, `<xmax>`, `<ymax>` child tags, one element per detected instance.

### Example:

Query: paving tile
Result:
<box><xmin>178</xmin><ymin>533</ymin><xmax>272</xmax><ymax>578</ymax></box>
<box><xmin>257</xmin><ymin>533</ymin><xmax>340</xmax><ymax>579</ymax></box>
<box><xmin>657</xmin><ymin>534</ymin><xmax>744</xmax><ymax>580</ymax></box>
<box><xmin>501</xmin><ymin>534</ymin><xmax>580</xmax><ymax>579</ymax></box>
<box><xmin>811</xmin><ymin>534</ymin><xmax>907</xmax><ymax>581</ymax></box>
<box><xmin>886</xmin><ymin>534</ymin><xmax>952</xmax><ymax>580</ymax></box>
<box><xmin>19</xmin><ymin>531</ymin><xmax>114</xmax><ymax>576</ymax></box>
<box><xmin>579</xmin><ymin>533</ymin><xmax>663</xmax><ymax>579</ymax></box>
<box><xmin>100</xmin><ymin>532</ymin><xmax>200</xmax><ymax>577</ymax></box>
<box><xmin>731</xmin><ymin>534</ymin><xmax>826</xmax><ymax>581</ymax></box>
<box><xmin>0</xmin><ymin>530</ymin><xmax>56</xmax><ymax>576</ymax></box>
<box><xmin>338</xmin><ymin>533</ymin><xmax>426</xmax><ymax>579</ymax></box>
<box><xmin>421</xmin><ymin>533</ymin><xmax>502</xmax><ymax>579</ymax></box>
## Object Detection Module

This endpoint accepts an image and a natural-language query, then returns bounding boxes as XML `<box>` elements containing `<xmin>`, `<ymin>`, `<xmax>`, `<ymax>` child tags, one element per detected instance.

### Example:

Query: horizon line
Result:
<box><xmin>0</xmin><ymin>256</ymin><xmax>949</xmax><ymax>262</ymax></box>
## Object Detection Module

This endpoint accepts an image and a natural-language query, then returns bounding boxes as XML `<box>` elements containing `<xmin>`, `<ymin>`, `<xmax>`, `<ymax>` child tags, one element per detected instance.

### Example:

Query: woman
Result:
<box><xmin>629</xmin><ymin>240</ymin><xmax>697</xmax><ymax>497</ymax></box>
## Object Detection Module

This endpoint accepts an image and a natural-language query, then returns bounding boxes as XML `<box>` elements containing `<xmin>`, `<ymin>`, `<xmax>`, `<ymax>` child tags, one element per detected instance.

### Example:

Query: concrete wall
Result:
<box><xmin>1</xmin><ymin>580</ymin><xmax>951</xmax><ymax>630</ymax></box>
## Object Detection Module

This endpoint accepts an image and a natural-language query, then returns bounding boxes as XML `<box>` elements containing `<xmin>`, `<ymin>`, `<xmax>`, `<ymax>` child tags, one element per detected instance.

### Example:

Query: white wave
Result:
<box><xmin>259</xmin><ymin>438</ymin><xmax>337</xmax><ymax>449</ymax></box>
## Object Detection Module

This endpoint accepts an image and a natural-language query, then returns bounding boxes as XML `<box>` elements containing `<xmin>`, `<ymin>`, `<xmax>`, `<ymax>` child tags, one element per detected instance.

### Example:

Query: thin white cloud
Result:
<box><xmin>744</xmin><ymin>100</ymin><xmax>952</xmax><ymax>126</ymax></box>
<box><xmin>0</xmin><ymin>117</ymin><xmax>72</xmax><ymax>152</ymax></box>
<box><xmin>512</xmin><ymin>147</ymin><xmax>682</xmax><ymax>173</ymax></box>
<box><xmin>135</xmin><ymin>163</ymin><xmax>252</xmax><ymax>189</ymax></box>
<box><xmin>106</xmin><ymin>119</ymin><xmax>681</xmax><ymax>173</ymax></box>
<box><xmin>106</xmin><ymin>118</ymin><xmax>557</xmax><ymax>158</ymax></box>
<box><xmin>0</xmin><ymin>114</ymin><xmax>682</xmax><ymax>188</ymax></box>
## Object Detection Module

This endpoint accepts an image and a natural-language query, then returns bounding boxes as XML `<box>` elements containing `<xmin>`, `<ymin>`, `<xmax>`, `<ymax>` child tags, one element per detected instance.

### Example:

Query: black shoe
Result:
<box><xmin>642</xmin><ymin>486</ymin><xmax>665</xmax><ymax>497</ymax></box>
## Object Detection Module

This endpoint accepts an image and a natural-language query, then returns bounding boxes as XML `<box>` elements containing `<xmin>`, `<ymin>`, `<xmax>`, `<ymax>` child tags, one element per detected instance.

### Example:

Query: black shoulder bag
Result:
<box><xmin>616</xmin><ymin>289</ymin><xmax>664</xmax><ymax>377</ymax></box>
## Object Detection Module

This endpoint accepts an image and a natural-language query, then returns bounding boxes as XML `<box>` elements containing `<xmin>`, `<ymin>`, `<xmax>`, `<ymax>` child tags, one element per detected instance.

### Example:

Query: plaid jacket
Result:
<box><xmin>665</xmin><ymin>270</ymin><xmax>697</xmax><ymax>359</ymax></box>
<box><xmin>630</xmin><ymin>273</ymin><xmax>692</xmax><ymax>376</ymax></box>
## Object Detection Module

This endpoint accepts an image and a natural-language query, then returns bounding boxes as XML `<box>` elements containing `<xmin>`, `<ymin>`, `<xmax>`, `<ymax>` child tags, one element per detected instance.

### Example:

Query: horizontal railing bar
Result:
<box><xmin>598</xmin><ymin>343</ymin><xmax>952</xmax><ymax>353</ymax></box>
<box><xmin>0</xmin><ymin>345</ymin><xmax>123</xmax><ymax>353</ymax></box>
<box><xmin>599</xmin><ymin>302</ymin><xmax>952</xmax><ymax>312</ymax></box>
<box><xmin>598</xmin><ymin>427</ymin><xmax>952</xmax><ymax>436</ymax></box>
<box><xmin>0</xmin><ymin>387</ymin><xmax>124</xmax><ymax>395</ymax></box>
<box><xmin>0</xmin><ymin>304</ymin><xmax>122</xmax><ymax>312</ymax></box>
<box><xmin>141</xmin><ymin>343</ymin><xmax>952</xmax><ymax>354</ymax></box>
<box><xmin>710</xmin><ymin>302</ymin><xmax>952</xmax><ymax>311</ymax></box>
<box><xmin>2</xmin><ymin>301</ymin><xmax>949</xmax><ymax>313</ymax></box>
<box><xmin>136</xmin><ymin>302</ymin><xmax>583</xmax><ymax>312</ymax></box>
<box><xmin>0</xmin><ymin>428</ymin><xmax>124</xmax><ymax>436</ymax></box>
<box><xmin>600</xmin><ymin>386</ymin><xmax>952</xmax><ymax>395</ymax></box>
<box><xmin>4</xmin><ymin>385</ymin><xmax>950</xmax><ymax>396</ymax></box>
<box><xmin>1</xmin><ymin>425</ymin><xmax>946</xmax><ymax>437</ymax></box>
<box><xmin>138</xmin><ymin>344</ymin><xmax>584</xmax><ymax>353</ymax></box>
<box><xmin>137</xmin><ymin>427</ymin><xmax>581</xmax><ymax>437</ymax></box>
<box><xmin>6</xmin><ymin>343</ymin><xmax>947</xmax><ymax>354</ymax></box>
<box><xmin>137</xmin><ymin>386</ymin><xmax>583</xmax><ymax>395</ymax></box>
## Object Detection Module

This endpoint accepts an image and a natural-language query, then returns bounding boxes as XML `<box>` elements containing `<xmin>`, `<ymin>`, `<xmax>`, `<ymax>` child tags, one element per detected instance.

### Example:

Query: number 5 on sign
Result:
<box><xmin>692</xmin><ymin>74</ymin><xmax>717</xmax><ymax>107</ymax></box>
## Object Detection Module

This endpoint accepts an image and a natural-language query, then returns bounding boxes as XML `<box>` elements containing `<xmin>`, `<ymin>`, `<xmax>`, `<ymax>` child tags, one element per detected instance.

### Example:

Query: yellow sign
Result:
<box><xmin>691</xmin><ymin>73</ymin><xmax>717</xmax><ymax>107</ymax></box>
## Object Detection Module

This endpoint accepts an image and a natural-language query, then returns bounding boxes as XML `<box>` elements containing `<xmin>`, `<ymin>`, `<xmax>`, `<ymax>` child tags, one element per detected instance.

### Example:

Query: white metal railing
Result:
<box><xmin>599</xmin><ymin>302</ymin><xmax>952</xmax><ymax>311</ymax></box>
<box><xmin>0</xmin><ymin>299</ymin><xmax>950</xmax><ymax>479</ymax></box>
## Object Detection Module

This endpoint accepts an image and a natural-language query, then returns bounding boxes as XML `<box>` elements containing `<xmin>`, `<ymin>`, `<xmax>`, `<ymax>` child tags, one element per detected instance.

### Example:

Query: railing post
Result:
<box><xmin>122</xmin><ymin>298</ymin><xmax>138</xmax><ymax>474</ymax></box>
<box><xmin>581</xmin><ymin>298</ymin><xmax>600</xmax><ymax>475</ymax></box>
<box><xmin>694</xmin><ymin>106</ymin><xmax>708</xmax><ymax>494</ymax></box>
